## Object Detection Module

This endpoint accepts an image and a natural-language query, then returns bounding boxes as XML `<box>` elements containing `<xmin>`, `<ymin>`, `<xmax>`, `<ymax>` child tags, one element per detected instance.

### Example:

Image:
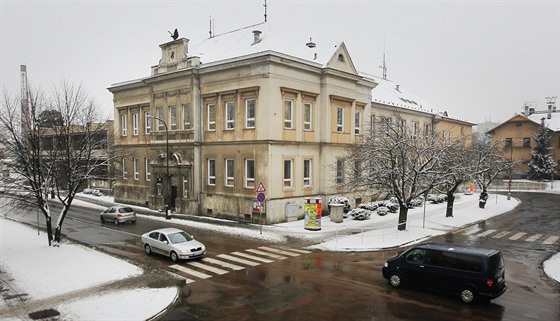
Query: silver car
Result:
<box><xmin>141</xmin><ymin>228</ymin><xmax>206</xmax><ymax>262</ymax></box>
<box><xmin>100</xmin><ymin>206</ymin><xmax>137</xmax><ymax>225</ymax></box>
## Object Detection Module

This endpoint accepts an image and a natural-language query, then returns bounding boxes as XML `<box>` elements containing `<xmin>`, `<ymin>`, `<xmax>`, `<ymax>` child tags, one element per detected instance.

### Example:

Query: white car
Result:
<box><xmin>141</xmin><ymin>228</ymin><xmax>206</xmax><ymax>262</ymax></box>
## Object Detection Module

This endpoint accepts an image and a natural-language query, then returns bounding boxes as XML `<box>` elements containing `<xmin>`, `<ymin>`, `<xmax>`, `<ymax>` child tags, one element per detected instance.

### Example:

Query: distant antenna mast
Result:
<box><xmin>264</xmin><ymin>0</ymin><xmax>268</xmax><ymax>22</ymax></box>
<box><xmin>209</xmin><ymin>14</ymin><xmax>212</xmax><ymax>38</ymax></box>
<box><xmin>379</xmin><ymin>36</ymin><xmax>387</xmax><ymax>80</ymax></box>
<box><xmin>20</xmin><ymin>65</ymin><xmax>30</xmax><ymax>134</ymax></box>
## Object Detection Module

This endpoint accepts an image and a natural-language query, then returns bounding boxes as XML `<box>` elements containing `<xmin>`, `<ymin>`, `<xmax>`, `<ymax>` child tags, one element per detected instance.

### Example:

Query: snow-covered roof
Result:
<box><xmin>527</xmin><ymin>111</ymin><xmax>560</xmax><ymax>131</ymax></box>
<box><xmin>369</xmin><ymin>76</ymin><xmax>473</xmax><ymax>125</ymax></box>
<box><xmin>188</xmin><ymin>22</ymin><xmax>341</xmax><ymax>68</ymax></box>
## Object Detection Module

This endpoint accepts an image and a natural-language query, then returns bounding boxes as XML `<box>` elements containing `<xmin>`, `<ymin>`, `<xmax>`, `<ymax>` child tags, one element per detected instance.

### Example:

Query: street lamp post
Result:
<box><xmin>152</xmin><ymin>116</ymin><xmax>171</xmax><ymax>220</ymax></box>
<box><xmin>508</xmin><ymin>140</ymin><xmax>513</xmax><ymax>200</ymax></box>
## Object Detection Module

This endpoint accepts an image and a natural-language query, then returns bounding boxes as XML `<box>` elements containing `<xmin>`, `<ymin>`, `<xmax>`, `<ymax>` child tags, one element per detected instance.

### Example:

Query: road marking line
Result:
<box><xmin>477</xmin><ymin>229</ymin><xmax>497</xmax><ymax>237</ymax></box>
<box><xmin>286</xmin><ymin>248</ymin><xmax>312</xmax><ymax>254</ymax></box>
<box><xmin>232</xmin><ymin>251</ymin><xmax>274</xmax><ymax>263</ymax></box>
<box><xmin>202</xmin><ymin>257</ymin><xmax>245</xmax><ymax>271</ymax></box>
<box><xmin>168</xmin><ymin>271</ymin><xmax>195</xmax><ymax>284</ymax></box>
<box><xmin>492</xmin><ymin>231</ymin><xmax>511</xmax><ymax>239</ymax></box>
<box><xmin>169</xmin><ymin>264</ymin><xmax>212</xmax><ymax>279</ymax></box>
<box><xmin>543</xmin><ymin>236</ymin><xmax>559</xmax><ymax>245</ymax></box>
<box><xmin>509</xmin><ymin>232</ymin><xmax>527</xmax><ymax>240</ymax></box>
<box><xmin>246</xmin><ymin>249</ymin><xmax>287</xmax><ymax>260</ymax></box>
<box><xmin>259</xmin><ymin>246</ymin><xmax>300</xmax><ymax>257</ymax></box>
<box><xmin>217</xmin><ymin>254</ymin><xmax>260</xmax><ymax>266</ymax></box>
<box><xmin>463</xmin><ymin>227</ymin><xmax>481</xmax><ymax>235</ymax></box>
<box><xmin>187</xmin><ymin>261</ymin><xmax>228</xmax><ymax>275</ymax></box>
<box><xmin>525</xmin><ymin>234</ymin><xmax>543</xmax><ymax>242</ymax></box>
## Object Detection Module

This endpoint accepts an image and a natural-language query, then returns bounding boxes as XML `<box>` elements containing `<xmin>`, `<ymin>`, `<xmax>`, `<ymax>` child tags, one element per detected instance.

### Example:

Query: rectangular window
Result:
<box><xmin>245</xmin><ymin>99</ymin><xmax>255</xmax><ymax>128</ymax></box>
<box><xmin>207</xmin><ymin>159</ymin><xmax>216</xmax><ymax>185</ymax></box>
<box><xmin>381</xmin><ymin>117</ymin><xmax>390</xmax><ymax>136</ymax></box>
<box><xmin>183</xmin><ymin>104</ymin><xmax>191</xmax><ymax>129</ymax></box>
<box><xmin>145</xmin><ymin>112</ymin><xmax>151</xmax><ymax>135</ymax></box>
<box><xmin>207</xmin><ymin>104</ymin><xmax>216</xmax><ymax>131</ymax></box>
<box><xmin>132</xmin><ymin>112</ymin><xmax>139</xmax><ymax>136</ymax></box>
<box><xmin>284</xmin><ymin>99</ymin><xmax>293</xmax><ymax>129</ymax></box>
<box><xmin>523</xmin><ymin>137</ymin><xmax>531</xmax><ymax>147</ymax></box>
<box><xmin>245</xmin><ymin>159</ymin><xmax>255</xmax><ymax>189</ymax></box>
<box><xmin>121</xmin><ymin>114</ymin><xmax>127</xmax><ymax>137</ymax></box>
<box><xmin>354</xmin><ymin>111</ymin><xmax>362</xmax><ymax>135</ymax></box>
<box><xmin>225</xmin><ymin>159</ymin><xmax>234</xmax><ymax>186</ymax></box>
<box><xmin>410</xmin><ymin>121</ymin><xmax>418</xmax><ymax>139</ymax></box>
<box><xmin>354</xmin><ymin>160</ymin><xmax>361</xmax><ymax>180</ymax></box>
<box><xmin>336</xmin><ymin>159</ymin><xmax>344</xmax><ymax>184</ymax></box>
<box><xmin>337</xmin><ymin>107</ymin><xmax>344</xmax><ymax>132</ymax></box>
<box><xmin>145</xmin><ymin>158</ymin><xmax>151</xmax><ymax>181</ymax></box>
<box><xmin>424</xmin><ymin>123</ymin><xmax>430</xmax><ymax>137</ymax></box>
<box><xmin>133</xmin><ymin>158</ymin><xmax>139</xmax><ymax>180</ymax></box>
<box><xmin>156</xmin><ymin>107</ymin><xmax>164</xmax><ymax>131</ymax></box>
<box><xmin>303</xmin><ymin>159</ymin><xmax>312</xmax><ymax>187</ymax></box>
<box><xmin>122</xmin><ymin>158</ymin><xmax>128</xmax><ymax>179</ymax></box>
<box><xmin>183</xmin><ymin>176</ymin><xmax>188</xmax><ymax>198</ymax></box>
<box><xmin>225</xmin><ymin>101</ymin><xmax>235</xmax><ymax>130</ymax></box>
<box><xmin>169</xmin><ymin>106</ymin><xmax>177</xmax><ymax>130</ymax></box>
<box><xmin>283</xmin><ymin>159</ymin><xmax>293</xmax><ymax>188</ymax></box>
<box><xmin>505</xmin><ymin>138</ymin><xmax>513</xmax><ymax>147</ymax></box>
<box><xmin>304</xmin><ymin>103</ymin><xmax>313</xmax><ymax>131</ymax></box>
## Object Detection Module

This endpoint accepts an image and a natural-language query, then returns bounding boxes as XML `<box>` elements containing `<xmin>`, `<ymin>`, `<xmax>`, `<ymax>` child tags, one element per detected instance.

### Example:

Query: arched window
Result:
<box><xmin>338</xmin><ymin>54</ymin><xmax>345</xmax><ymax>62</ymax></box>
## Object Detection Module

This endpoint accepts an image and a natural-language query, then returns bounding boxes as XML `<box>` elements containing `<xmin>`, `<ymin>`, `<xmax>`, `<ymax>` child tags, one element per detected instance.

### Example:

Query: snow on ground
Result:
<box><xmin>1</xmin><ymin>184</ymin><xmax>559</xmax><ymax>320</ymax></box>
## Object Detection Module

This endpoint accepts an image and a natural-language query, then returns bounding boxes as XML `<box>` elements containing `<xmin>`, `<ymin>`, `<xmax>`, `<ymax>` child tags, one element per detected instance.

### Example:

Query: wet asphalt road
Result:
<box><xmin>1</xmin><ymin>192</ymin><xmax>558</xmax><ymax>320</ymax></box>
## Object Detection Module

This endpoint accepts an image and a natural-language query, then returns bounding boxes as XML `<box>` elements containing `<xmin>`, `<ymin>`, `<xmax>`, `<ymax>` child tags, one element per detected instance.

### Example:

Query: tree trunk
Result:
<box><xmin>54</xmin><ymin>225</ymin><xmax>62</xmax><ymax>246</ymax></box>
<box><xmin>46</xmin><ymin>216</ymin><xmax>53</xmax><ymax>246</ymax></box>
<box><xmin>398</xmin><ymin>204</ymin><xmax>409</xmax><ymax>231</ymax></box>
<box><xmin>446</xmin><ymin>192</ymin><xmax>456</xmax><ymax>217</ymax></box>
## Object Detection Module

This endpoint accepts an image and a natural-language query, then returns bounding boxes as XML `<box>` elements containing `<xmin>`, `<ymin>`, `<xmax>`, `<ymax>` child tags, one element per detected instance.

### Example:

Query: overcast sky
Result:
<box><xmin>1</xmin><ymin>1</ymin><xmax>558</xmax><ymax>124</ymax></box>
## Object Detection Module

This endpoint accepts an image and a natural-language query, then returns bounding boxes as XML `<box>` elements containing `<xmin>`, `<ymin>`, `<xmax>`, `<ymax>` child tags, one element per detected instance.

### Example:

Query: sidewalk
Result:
<box><xmin>1</xmin><ymin>190</ymin><xmax>558</xmax><ymax>320</ymax></box>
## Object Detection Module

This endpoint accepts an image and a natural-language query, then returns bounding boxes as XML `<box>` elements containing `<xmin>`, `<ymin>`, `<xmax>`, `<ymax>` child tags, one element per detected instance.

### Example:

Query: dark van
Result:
<box><xmin>382</xmin><ymin>243</ymin><xmax>506</xmax><ymax>303</ymax></box>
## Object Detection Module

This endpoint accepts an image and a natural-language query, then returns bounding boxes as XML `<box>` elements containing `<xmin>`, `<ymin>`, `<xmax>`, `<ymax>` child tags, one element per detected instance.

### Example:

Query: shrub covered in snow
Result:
<box><xmin>358</xmin><ymin>202</ymin><xmax>379</xmax><ymax>211</ymax></box>
<box><xmin>83</xmin><ymin>188</ymin><xmax>103</xmax><ymax>197</ymax></box>
<box><xmin>328</xmin><ymin>196</ymin><xmax>351</xmax><ymax>213</ymax></box>
<box><xmin>427</xmin><ymin>194</ymin><xmax>447</xmax><ymax>204</ymax></box>
<box><xmin>376</xmin><ymin>206</ymin><xmax>389</xmax><ymax>216</ymax></box>
<box><xmin>347</xmin><ymin>208</ymin><xmax>373</xmax><ymax>220</ymax></box>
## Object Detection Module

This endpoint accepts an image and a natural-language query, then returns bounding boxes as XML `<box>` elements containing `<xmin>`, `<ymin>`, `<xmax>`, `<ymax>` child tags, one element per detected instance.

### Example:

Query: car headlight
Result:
<box><xmin>384</xmin><ymin>262</ymin><xmax>388</xmax><ymax>268</ymax></box>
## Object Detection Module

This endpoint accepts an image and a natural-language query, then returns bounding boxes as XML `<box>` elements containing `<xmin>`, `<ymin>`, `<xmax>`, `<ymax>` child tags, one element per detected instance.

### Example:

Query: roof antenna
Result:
<box><xmin>379</xmin><ymin>35</ymin><xmax>387</xmax><ymax>80</ymax></box>
<box><xmin>264</xmin><ymin>0</ymin><xmax>268</xmax><ymax>22</ymax></box>
<box><xmin>209</xmin><ymin>14</ymin><xmax>212</xmax><ymax>38</ymax></box>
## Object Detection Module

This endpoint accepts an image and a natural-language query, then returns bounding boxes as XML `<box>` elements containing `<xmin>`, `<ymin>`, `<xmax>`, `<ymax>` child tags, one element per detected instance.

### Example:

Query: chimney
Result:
<box><xmin>252</xmin><ymin>30</ymin><xmax>262</xmax><ymax>45</ymax></box>
<box><xmin>306</xmin><ymin>37</ymin><xmax>316</xmax><ymax>48</ymax></box>
<box><xmin>524</xmin><ymin>103</ymin><xmax>529</xmax><ymax>115</ymax></box>
<box><xmin>395</xmin><ymin>84</ymin><xmax>400</xmax><ymax>92</ymax></box>
<box><xmin>548</xmin><ymin>103</ymin><xmax>553</xmax><ymax>119</ymax></box>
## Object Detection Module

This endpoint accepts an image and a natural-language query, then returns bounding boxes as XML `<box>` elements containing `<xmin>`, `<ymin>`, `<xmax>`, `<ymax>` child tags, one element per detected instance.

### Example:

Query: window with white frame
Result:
<box><xmin>207</xmin><ymin>104</ymin><xmax>216</xmax><ymax>131</ymax></box>
<box><xmin>169</xmin><ymin>106</ymin><xmax>176</xmax><ymax>130</ymax></box>
<box><xmin>284</xmin><ymin>99</ymin><xmax>293</xmax><ymax>129</ymax></box>
<box><xmin>303</xmin><ymin>159</ymin><xmax>312</xmax><ymax>187</ymax></box>
<box><xmin>283</xmin><ymin>159</ymin><xmax>293</xmax><ymax>188</ymax></box>
<box><xmin>133</xmin><ymin>158</ymin><xmax>139</xmax><ymax>180</ymax></box>
<box><xmin>225</xmin><ymin>159</ymin><xmax>234</xmax><ymax>186</ymax></box>
<box><xmin>121</xmin><ymin>114</ymin><xmax>127</xmax><ymax>137</ymax></box>
<box><xmin>156</xmin><ymin>107</ymin><xmax>164</xmax><ymax>131</ymax></box>
<box><xmin>145</xmin><ymin>112</ymin><xmax>151</xmax><ymax>134</ymax></box>
<box><xmin>207</xmin><ymin>159</ymin><xmax>216</xmax><ymax>185</ymax></box>
<box><xmin>336</xmin><ymin>107</ymin><xmax>344</xmax><ymax>132</ymax></box>
<box><xmin>245</xmin><ymin>159</ymin><xmax>255</xmax><ymax>188</ymax></box>
<box><xmin>183</xmin><ymin>176</ymin><xmax>189</xmax><ymax>197</ymax></box>
<box><xmin>132</xmin><ymin>112</ymin><xmax>139</xmax><ymax>136</ymax></box>
<box><xmin>424</xmin><ymin>123</ymin><xmax>430</xmax><ymax>137</ymax></box>
<box><xmin>354</xmin><ymin>160</ymin><xmax>361</xmax><ymax>180</ymax></box>
<box><xmin>336</xmin><ymin>159</ymin><xmax>344</xmax><ymax>184</ymax></box>
<box><xmin>354</xmin><ymin>111</ymin><xmax>362</xmax><ymax>135</ymax></box>
<box><xmin>303</xmin><ymin>103</ymin><xmax>313</xmax><ymax>131</ymax></box>
<box><xmin>225</xmin><ymin>101</ymin><xmax>234</xmax><ymax>130</ymax></box>
<box><xmin>410</xmin><ymin>121</ymin><xmax>418</xmax><ymax>139</ymax></box>
<box><xmin>245</xmin><ymin>99</ymin><xmax>255</xmax><ymax>128</ymax></box>
<box><xmin>145</xmin><ymin>158</ymin><xmax>151</xmax><ymax>181</ymax></box>
<box><xmin>183</xmin><ymin>104</ymin><xmax>191</xmax><ymax>129</ymax></box>
<box><xmin>122</xmin><ymin>158</ymin><xmax>128</xmax><ymax>179</ymax></box>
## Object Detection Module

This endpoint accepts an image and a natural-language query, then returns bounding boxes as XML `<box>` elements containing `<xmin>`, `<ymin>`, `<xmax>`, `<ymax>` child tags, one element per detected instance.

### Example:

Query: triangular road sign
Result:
<box><xmin>256</xmin><ymin>182</ymin><xmax>266</xmax><ymax>193</ymax></box>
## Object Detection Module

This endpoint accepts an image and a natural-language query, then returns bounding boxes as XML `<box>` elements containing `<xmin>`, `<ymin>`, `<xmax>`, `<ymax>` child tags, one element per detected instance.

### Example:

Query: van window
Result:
<box><xmin>405</xmin><ymin>249</ymin><xmax>425</xmax><ymax>264</ymax></box>
<box><xmin>489</xmin><ymin>252</ymin><xmax>504</xmax><ymax>272</ymax></box>
<box><xmin>443</xmin><ymin>252</ymin><xmax>483</xmax><ymax>272</ymax></box>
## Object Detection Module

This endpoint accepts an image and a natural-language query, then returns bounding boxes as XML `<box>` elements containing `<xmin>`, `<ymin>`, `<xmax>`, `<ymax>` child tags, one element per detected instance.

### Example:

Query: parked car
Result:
<box><xmin>141</xmin><ymin>228</ymin><xmax>206</xmax><ymax>262</ymax></box>
<box><xmin>382</xmin><ymin>242</ymin><xmax>506</xmax><ymax>304</ymax></box>
<box><xmin>100</xmin><ymin>206</ymin><xmax>137</xmax><ymax>225</ymax></box>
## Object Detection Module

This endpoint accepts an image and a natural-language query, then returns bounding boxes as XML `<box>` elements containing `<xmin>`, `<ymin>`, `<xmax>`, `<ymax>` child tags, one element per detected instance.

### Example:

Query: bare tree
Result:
<box><xmin>342</xmin><ymin>114</ymin><xmax>459</xmax><ymax>231</ymax></box>
<box><xmin>471</xmin><ymin>136</ymin><xmax>514</xmax><ymax>193</ymax></box>
<box><xmin>0</xmin><ymin>82</ymin><xmax>114</xmax><ymax>246</ymax></box>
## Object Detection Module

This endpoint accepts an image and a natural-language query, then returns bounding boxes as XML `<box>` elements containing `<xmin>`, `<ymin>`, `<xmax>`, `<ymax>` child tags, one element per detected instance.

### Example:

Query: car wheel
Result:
<box><xmin>170</xmin><ymin>251</ymin><xmax>179</xmax><ymax>262</ymax></box>
<box><xmin>100</xmin><ymin>216</ymin><xmax>105</xmax><ymax>223</ymax></box>
<box><xmin>388</xmin><ymin>272</ymin><xmax>402</xmax><ymax>288</ymax></box>
<box><xmin>114</xmin><ymin>218</ymin><xmax>119</xmax><ymax>225</ymax></box>
<box><xmin>144</xmin><ymin>244</ymin><xmax>152</xmax><ymax>255</ymax></box>
<box><xmin>460</xmin><ymin>288</ymin><xmax>476</xmax><ymax>304</ymax></box>
<box><xmin>131</xmin><ymin>220</ymin><xmax>136</xmax><ymax>224</ymax></box>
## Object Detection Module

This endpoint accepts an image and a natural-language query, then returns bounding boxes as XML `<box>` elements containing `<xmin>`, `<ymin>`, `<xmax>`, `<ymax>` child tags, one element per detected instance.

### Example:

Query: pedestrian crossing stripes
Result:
<box><xmin>460</xmin><ymin>229</ymin><xmax>558</xmax><ymax>245</ymax></box>
<box><xmin>168</xmin><ymin>246</ymin><xmax>308</xmax><ymax>284</ymax></box>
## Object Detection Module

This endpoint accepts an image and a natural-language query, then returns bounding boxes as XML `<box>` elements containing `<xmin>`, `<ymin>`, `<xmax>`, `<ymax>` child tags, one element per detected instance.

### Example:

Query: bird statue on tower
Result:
<box><xmin>168</xmin><ymin>28</ymin><xmax>179</xmax><ymax>40</ymax></box>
